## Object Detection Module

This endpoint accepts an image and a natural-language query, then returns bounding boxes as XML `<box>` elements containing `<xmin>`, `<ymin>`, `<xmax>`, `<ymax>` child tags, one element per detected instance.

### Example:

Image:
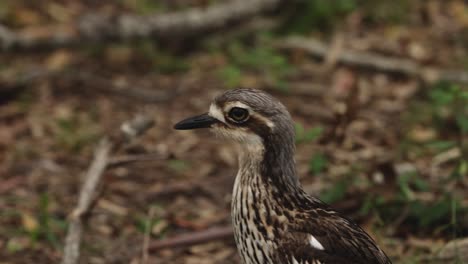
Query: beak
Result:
<box><xmin>174</xmin><ymin>113</ymin><xmax>219</xmax><ymax>130</ymax></box>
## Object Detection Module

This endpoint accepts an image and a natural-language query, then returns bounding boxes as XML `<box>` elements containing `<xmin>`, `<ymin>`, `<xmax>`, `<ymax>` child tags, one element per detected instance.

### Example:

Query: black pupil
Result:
<box><xmin>229</xmin><ymin>107</ymin><xmax>248</xmax><ymax>121</ymax></box>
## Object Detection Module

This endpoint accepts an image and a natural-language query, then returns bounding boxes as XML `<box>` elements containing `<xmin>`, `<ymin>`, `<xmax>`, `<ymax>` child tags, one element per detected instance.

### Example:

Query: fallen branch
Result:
<box><xmin>73</xmin><ymin>72</ymin><xmax>180</xmax><ymax>104</ymax></box>
<box><xmin>1</xmin><ymin>0</ymin><xmax>281</xmax><ymax>51</ymax></box>
<box><xmin>61</xmin><ymin>115</ymin><xmax>155</xmax><ymax>264</ymax></box>
<box><xmin>1</xmin><ymin>69</ymin><xmax>179</xmax><ymax>104</ymax></box>
<box><xmin>275</xmin><ymin>36</ymin><xmax>468</xmax><ymax>85</ymax></box>
<box><xmin>148</xmin><ymin>226</ymin><xmax>234</xmax><ymax>252</ymax></box>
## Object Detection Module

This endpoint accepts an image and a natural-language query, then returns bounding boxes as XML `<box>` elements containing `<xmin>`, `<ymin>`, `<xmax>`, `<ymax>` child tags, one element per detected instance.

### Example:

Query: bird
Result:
<box><xmin>174</xmin><ymin>88</ymin><xmax>391</xmax><ymax>264</ymax></box>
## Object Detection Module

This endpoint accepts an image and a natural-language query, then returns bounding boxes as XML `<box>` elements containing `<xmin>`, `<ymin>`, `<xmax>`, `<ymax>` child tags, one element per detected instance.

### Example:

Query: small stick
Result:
<box><xmin>148</xmin><ymin>226</ymin><xmax>234</xmax><ymax>252</ymax></box>
<box><xmin>62</xmin><ymin>139</ymin><xmax>111</xmax><ymax>264</ymax></box>
<box><xmin>61</xmin><ymin>115</ymin><xmax>155</xmax><ymax>264</ymax></box>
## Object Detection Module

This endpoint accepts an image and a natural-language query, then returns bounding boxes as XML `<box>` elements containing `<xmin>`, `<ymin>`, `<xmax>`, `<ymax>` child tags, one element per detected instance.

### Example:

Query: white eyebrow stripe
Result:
<box><xmin>224</xmin><ymin>101</ymin><xmax>250</xmax><ymax>109</ymax></box>
<box><xmin>309</xmin><ymin>235</ymin><xmax>325</xmax><ymax>250</ymax></box>
<box><xmin>208</xmin><ymin>103</ymin><xmax>225</xmax><ymax>123</ymax></box>
<box><xmin>251</xmin><ymin>112</ymin><xmax>275</xmax><ymax>129</ymax></box>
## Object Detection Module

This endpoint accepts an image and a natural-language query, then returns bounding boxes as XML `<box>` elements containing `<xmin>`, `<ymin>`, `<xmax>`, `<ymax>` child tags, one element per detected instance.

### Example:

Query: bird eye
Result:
<box><xmin>228</xmin><ymin>107</ymin><xmax>249</xmax><ymax>123</ymax></box>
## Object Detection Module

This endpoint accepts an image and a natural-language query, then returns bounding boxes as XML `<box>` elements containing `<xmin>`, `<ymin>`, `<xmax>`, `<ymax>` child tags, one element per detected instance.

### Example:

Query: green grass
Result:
<box><xmin>401</xmin><ymin>81</ymin><xmax>467</xmax><ymax>163</ymax></box>
<box><xmin>120</xmin><ymin>0</ymin><xmax>166</xmax><ymax>14</ymax></box>
<box><xmin>309</xmin><ymin>153</ymin><xmax>328</xmax><ymax>175</ymax></box>
<box><xmin>3</xmin><ymin>193</ymin><xmax>67</xmax><ymax>252</ymax></box>
<box><xmin>320</xmin><ymin>177</ymin><xmax>351</xmax><ymax>204</ymax></box>
<box><xmin>134</xmin><ymin>205</ymin><xmax>168</xmax><ymax>239</ymax></box>
<box><xmin>34</xmin><ymin>193</ymin><xmax>63</xmax><ymax>248</ymax></box>
<box><xmin>168</xmin><ymin>159</ymin><xmax>190</xmax><ymax>173</ymax></box>
<box><xmin>295</xmin><ymin>123</ymin><xmax>323</xmax><ymax>144</ymax></box>
<box><xmin>55</xmin><ymin>115</ymin><xmax>100</xmax><ymax>153</ymax></box>
<box><xmin>218</xmin><ymin>34</ymin><xmax>293</xmax><ymax>90</ymax></box>
<box><xmin>281</xmin><ymin>0</ymin><xmax>413</xmax><ymax>34</ymax></box>
<box><xmin>0</xmin><ymin>0</ymin><xmax>12</xmax><ymax>23</ymax></box>
<box><xmin>282</xmin><ymin>0</ymin><xmax>357</xmax><ymax>33</ymax></box>
<box><xmin>136</xmin><ymin>41</ymin><xmax>190</xmax><ymax>73</ymax></box>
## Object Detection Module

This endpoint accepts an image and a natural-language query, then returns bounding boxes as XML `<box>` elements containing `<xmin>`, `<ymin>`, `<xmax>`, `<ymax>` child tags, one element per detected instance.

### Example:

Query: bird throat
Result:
<box><xmin>232</xmin><ymin>139</ymin><xmax>300</xmax><ymax>263</ymax></box>
<box><xmin>235</xmin><ymin>133</ymin><xmax>302</xmax><ymax>201</ymax></box>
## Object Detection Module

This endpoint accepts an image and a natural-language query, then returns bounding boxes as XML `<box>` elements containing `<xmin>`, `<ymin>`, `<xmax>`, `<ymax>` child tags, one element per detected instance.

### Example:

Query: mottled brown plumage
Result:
<box><xmin>174</xmin><ymin>88</ymin><xmax>391</xmax><ymax>264</ymax></box>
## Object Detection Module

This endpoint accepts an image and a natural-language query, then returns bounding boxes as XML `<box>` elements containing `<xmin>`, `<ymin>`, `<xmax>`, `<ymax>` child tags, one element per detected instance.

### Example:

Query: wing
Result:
<box><xmin>276</xmin><ymin>205</ymin><xmax>392</xmax><ymax>264</ymax></box>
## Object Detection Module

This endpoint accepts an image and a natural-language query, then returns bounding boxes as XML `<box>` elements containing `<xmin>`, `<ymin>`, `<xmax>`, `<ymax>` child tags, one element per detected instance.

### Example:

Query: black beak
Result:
<box><xmin>174</xmin><ymin>113</ymin><xmax>219</xmax><ymax>130</ymax></box>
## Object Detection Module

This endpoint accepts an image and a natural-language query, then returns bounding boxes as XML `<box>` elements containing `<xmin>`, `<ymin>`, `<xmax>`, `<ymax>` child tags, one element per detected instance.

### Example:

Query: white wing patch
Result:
<box><xmin>309</xmin><ymin>235</ymin><xmax>325</xmax><ymax>250</ymax></box>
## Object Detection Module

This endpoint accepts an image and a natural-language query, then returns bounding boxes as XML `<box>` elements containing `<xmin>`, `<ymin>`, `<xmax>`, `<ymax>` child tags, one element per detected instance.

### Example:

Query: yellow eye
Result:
<box><xmin>228</xmin><ymin>107</ymin><xmax>249</xmax><ymax>122</ymax></box>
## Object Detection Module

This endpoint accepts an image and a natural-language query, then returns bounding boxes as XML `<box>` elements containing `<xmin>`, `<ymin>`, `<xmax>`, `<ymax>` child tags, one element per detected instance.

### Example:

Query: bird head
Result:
<box><xmin>174</xmin><ymin>88</ymin><xmax>295</xmax><ymax>148</ymax></box>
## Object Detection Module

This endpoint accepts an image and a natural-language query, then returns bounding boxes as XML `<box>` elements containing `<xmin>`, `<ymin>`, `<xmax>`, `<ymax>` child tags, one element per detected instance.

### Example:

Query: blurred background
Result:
<box><xmin>1</xmin><ymin>0</ymin><xmax>468</xmax><ymax>263</ymax></box>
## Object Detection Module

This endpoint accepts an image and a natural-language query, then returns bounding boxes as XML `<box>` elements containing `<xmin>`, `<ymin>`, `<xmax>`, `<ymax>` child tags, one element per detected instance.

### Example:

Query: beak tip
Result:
<box><xmin>173</xmin><ymin>113</ymin><xmax>218</xmax><ymax>130</ymax></box>
<box><xmin>173</xmin><ymin>123</ymin><xmax>185</xmax><ymax>130</ymax></box>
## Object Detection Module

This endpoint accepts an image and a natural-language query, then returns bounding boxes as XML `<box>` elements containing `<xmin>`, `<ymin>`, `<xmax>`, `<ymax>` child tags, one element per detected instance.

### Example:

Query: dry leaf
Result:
<box><xmin>46</xmin><ymin>50</ymin><xmax>72</xmax><ymax>71</ymax></box>
<box><xmin>21</xmin><ymin>212</ymin><xmax>38</xmax><ymax>232</ymax></box>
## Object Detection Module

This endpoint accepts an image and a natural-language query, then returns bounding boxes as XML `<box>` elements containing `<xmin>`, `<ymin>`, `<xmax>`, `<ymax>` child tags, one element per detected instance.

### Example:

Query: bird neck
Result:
<box><xmin>263</xmin><ymin>135</ymin><xmax>301</xmax><ymax>190</ymax></box>
<box><xmin>237</xmin><ymin>134</ymin><xmax>300</xmax><ymax>192</ymax></box>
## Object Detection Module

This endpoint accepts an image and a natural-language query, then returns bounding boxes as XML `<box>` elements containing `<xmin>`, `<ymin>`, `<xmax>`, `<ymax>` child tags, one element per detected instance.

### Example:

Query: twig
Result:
<box><xmin>148</xmin><ymin>226</ymin><xmax>234</xmax><ymax>252</ymax></box>
<box><xmin>0</xmin><ymin>0</ymin><xmax>281</xmax><ymax>51</ymax></box>
<box><xmin>61</xmin><ymin>115</ymin><xmax>155</xmax><ymax>264</ymax></box>
<box><xmin>116</xmin><ymin>114</ymin><xmax>156</xmax><ymax>146</ymax></box>
<box><xmin>62</xmin><ymin>139</ymin><xmax>112</xmax><ymax>264</ymax></box>
<box><xmin>275</xmin><ymin>36</ymin><xmax>468</xmax><ymax>85</ymax></box>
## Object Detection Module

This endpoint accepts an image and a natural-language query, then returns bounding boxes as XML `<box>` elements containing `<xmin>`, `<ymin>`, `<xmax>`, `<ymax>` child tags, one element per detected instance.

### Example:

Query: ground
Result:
<box><xmin>0</xmin><ymin>1</ymin><xmax>467</xmax><ymax>263</ymax></box>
